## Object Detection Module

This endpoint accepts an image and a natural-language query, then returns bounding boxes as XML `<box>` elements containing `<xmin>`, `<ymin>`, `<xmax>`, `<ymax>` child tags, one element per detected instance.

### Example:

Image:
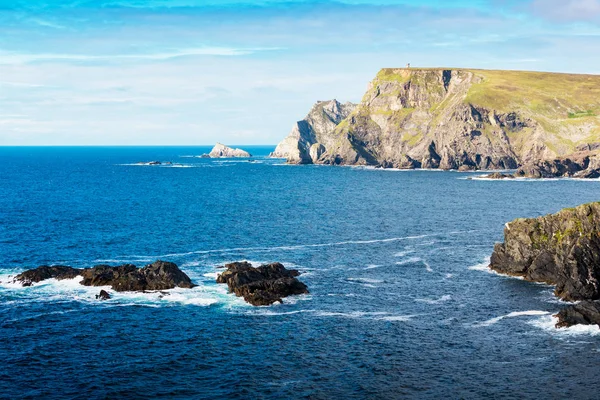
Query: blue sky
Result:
<box><xmin>1</xmin><ymin>0</ymin><xmax>600</xmax><ymax>145</ymax></box>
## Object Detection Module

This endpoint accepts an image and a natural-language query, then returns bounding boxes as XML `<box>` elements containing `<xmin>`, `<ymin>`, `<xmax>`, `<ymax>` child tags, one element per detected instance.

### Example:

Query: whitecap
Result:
<box><xmin>347</xmin><ymin>278</ymin><xmax>384</xmax><ymax>284</ymax></box>
<box><xmin>377</xmin><ymin>315</ymin><xmax>414</xmax><ymax>322</ymax></box>
<box><xmin>394</xmin><ymin>250</ymin><xmax>414</xmax><ymax>257</ymax></box>
<box><xmin>365</xmin><ymin>264</ymin><xmax>382</xmax><ymax>270</ymax></box>
<box><xmin>416</xmin><ymin>295</ymin><xmax>452</xmax><ymax>304</ymax></box>
<box><xmin>395</xmin><ymin>257</ymin><xmax>423</xmax><ymax>266</ymax></box>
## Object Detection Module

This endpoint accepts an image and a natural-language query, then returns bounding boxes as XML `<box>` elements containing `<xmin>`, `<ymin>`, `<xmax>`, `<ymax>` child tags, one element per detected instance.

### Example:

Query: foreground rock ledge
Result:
<box><xmin>216</xmin><ymin>261</ymin><xmax>309</xmax><ymax>306</ymax></box>
<box><xmin>14</xmin><ymin>260</ymin><xmax>196</xmax><ymax>293</ymax></box>
<box><xmin>489</xmin><ymin>202</ymin><xmax>600</xmax><ymax>328</ymax></box>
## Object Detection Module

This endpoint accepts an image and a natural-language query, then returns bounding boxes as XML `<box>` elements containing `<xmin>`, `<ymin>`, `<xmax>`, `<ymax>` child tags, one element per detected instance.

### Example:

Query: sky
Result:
<box><xmin>1</xmin><ymin>0</ymin><xmax>600</xmax><ymax>145</ymax></box>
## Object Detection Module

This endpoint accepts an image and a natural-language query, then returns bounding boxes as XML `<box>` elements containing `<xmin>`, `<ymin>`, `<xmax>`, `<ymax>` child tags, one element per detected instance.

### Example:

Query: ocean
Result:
<box><xmin>1</xmin><ymin>146</ymin><xmax>600</xmax><ymax>399</ymax></box>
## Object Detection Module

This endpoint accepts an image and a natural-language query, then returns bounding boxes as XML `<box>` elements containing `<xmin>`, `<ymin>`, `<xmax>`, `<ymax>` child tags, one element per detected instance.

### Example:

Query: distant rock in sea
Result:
<box><xmin>14</xmin><ymin>260</ymin><xmax>196</xmax><ymax>294</ymax></box>
<box><xmin>208</xmin><ymin>143</ymin><xmax>252</xmax><ymax>158</ymax></box>
<box><xmin>489</xmin><ymin>202</ymin><xmax>600</xmax><ymax>328</ymax></box>
<box><xmin>216</xmin><ymin>261</ymin><xmax>309</xmax><ymax>306</ymax></box>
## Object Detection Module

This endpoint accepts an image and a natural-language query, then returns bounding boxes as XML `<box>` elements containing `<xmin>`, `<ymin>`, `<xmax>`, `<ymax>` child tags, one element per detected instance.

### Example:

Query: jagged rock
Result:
<box><xmin>270</xmin><ymin>99</ymin><xmax>357</xmax><ymax>164</ymax></box>
<box><xmin>14</xmin><ymin>265</ymin><xmax>81</xmax><ymax>286</ymax></box>
<box><xmin>489</xmin><ymin>202</ymin><xmax>600</xmax><ymax>302</ymax></box>
<box><xmin>15</xmin><ymin>260</ymin><xmax>196</xmax><ymax>292</ymax></box>
<box><xmin>209</xmin><ymin>143</ymin><xmax>252</xmax><ymax>158</ymax></box>
<box><xmin>274</xmin><ymin>68</ymin><xmax>600</xmax><ymax>171</ymax></box>
<box><xmin>216</xmin><ymin>261</ymin><xmax>309</xmax><ymax>306</ymax></box>
<box><xmin>96</xmin><ymin>290</ymin><xmax>111</xmax><ymax>300</ymax></box>
<box><xmin>555</xmin><ymin>301</ymin><xmax>600</xmax><ymax>328</ymax></box>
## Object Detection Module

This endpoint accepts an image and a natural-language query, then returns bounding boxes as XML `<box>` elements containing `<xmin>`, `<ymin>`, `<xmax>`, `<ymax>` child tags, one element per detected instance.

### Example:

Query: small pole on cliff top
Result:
<box><xmin>407</xmin><ymin>63</ymin><xmax>411</xmax><ymax>68</ymax></box>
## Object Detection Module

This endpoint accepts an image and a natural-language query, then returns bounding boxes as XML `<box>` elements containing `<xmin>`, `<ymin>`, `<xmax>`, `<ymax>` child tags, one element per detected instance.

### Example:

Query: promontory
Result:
<box><xmin>273</xmin><ymin>68</ymin><xmax>600</xmax><ymax>172</ymax></box>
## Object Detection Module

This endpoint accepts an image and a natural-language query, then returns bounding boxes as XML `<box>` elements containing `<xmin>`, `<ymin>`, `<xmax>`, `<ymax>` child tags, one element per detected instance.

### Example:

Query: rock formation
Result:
<box><xmin>489</xmin><ymin>203</ymin><xmax>600</xmax><ymax>328</ymax></box>
<box><xmin>14</xmin><ymin>260</ymin><xmax>196</xmax><ymax>292</ymax></box>
<box><xmin>271</xmin><ymin>99</ymin><xmax>357</xmax><ymax>164</ymax></box>
<box><xmin>208</xmin><ymin>143</ymin><xmax>252</xmax><ymax>158</ymax></box>
<box><xmin>274</xmin><ymin>68</ymin><xmax>600</xmax><ymax>170</ymax></box>
<box><xmin>216</xmin><ymin>261</ymin><xmax>309</xmax><ymax>306</ymax></box>
<box><xmin>482</xmin><ymin>150</ymin><xmax>600</xmax><ymax>179</ymax></box>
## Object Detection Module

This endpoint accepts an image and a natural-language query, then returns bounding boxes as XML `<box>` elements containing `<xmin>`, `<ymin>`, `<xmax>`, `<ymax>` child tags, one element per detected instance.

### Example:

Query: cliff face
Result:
<box><xmin>274</xmin><ymin>68</ymin><xmax>600</xmax><ymax>170</ymax></box>
<box><xmin>489</xmin><ymin>202</ymin><xmax>600</xmax><ymax>302</ymax></box>
<box><xmin>271</xmin><ymin>100</ymin><xmax>356</xmax><ymax>164</ymax></box>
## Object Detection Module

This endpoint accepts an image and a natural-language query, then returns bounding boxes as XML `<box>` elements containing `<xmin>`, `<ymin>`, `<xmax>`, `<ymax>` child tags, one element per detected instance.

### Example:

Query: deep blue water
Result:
<box><xmin>1</xmin><ymin>146</ymin><xmax>600</xmax><ymax>399</ymax></box>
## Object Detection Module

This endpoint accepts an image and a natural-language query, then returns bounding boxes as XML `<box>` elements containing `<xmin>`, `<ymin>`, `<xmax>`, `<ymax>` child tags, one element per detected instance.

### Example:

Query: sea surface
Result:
<box><xmin>1</xmin><ymin>146</ymin><xmax>600</xmax><ymax>399</ymax></box>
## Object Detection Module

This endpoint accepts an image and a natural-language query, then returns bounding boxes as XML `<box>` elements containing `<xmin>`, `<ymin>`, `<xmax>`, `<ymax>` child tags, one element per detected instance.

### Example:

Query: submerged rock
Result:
<box><xmin>490</xmin><ymin>202</ymin><xmax>600</xmax><ymax>328</ymax></box>
<box><xmin>208</xmin><ymin>143</ymin><xmax>252</xmax><ymax>158</ymax></box>
<box><xmin>15</xmin><ymin>260</ymin><xmax>196</xmax><ymax>292</ymax></box>
<box><xmin>216</xmin><ymin>261</ymin><xmax>309</xmax><ymax>306</ymax></box>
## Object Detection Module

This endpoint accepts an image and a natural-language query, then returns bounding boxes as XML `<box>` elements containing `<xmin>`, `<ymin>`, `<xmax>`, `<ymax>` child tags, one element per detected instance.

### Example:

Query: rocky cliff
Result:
<box><xmin>489</xmin><ymin>203</ymin><xmax>600</xmax><ymax>328</ymax></box>
<box><xmin>271</xmin><ymin>100</ymin><xmax>356</xmax><ymax>164</ymax></box>
<box><xmin>274</xmin><ymin>68</ymin><xmax>600</xmax><ymax>169</ymax></box>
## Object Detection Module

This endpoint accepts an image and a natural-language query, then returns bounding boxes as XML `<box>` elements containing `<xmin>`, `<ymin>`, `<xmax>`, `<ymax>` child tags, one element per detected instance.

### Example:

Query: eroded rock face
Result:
<box><xmin>490</xmin><ymin>203</ymin><xmax>600</xmax><ymax>302</ymax></box>
<box><xmin>489</xmin><ymin>203</ymin><xmax>600</xmax><ymax>328</ymax></box>
<box><xmin>270</xmin><ymin>100</ymin><xmax>357</xmax><ymax>164</ymax></box>
<box><xmin>14</xmin><ymin>260</ymin><xmax>196</xmax><ymax>292</ymax></box>
<box><xmin>555</xmin><ymin>301</ymin><xmax>600</xmax><ymax>328</ymax></box>
<box><xmin>216</xmin><ymin>261</ymin><xmax>309</xmax><ymax>306</ymax></box>
<box><xmin>209</xmin><ymin>143</ymin><xmax>252</xmax><ymax>158</ymax></box>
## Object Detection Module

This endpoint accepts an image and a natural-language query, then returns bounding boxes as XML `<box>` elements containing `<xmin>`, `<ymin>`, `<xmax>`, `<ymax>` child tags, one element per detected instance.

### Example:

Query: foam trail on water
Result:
<box><xmin>103</xmin><ymin>230</ymin><xmax>476</xmax><ymax>262</ymax></box>
<box><xmin>473</xmin><ymin>310</ymin><xmax>550</xmax><ymax>327</ymax></box>
<box><xmin>395</xmin><ymin>257</ymin><xmax>423</xmax><ymax>266</ymax></box>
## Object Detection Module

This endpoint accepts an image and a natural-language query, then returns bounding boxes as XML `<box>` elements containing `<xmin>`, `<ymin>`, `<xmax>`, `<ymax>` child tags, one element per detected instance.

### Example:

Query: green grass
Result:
<box><xmin>568</xmin><ymin>110</ymin><xmax>596</xmax><ymax>118</ymax></box>
<box><xmin>463</xmin><ymin>69</ymin><xmax>600</xmax><ymax>121</ymax></box>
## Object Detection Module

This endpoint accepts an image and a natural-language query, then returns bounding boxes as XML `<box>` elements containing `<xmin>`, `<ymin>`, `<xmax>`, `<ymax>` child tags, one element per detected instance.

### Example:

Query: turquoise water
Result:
<box><xmin>1</xmin><ymin>146</ymin><xmax>600</xmax><ymax>399</ymax></box>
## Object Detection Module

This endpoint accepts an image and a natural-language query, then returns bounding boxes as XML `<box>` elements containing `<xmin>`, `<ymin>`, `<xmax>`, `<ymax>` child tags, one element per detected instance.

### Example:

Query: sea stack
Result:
<box><xmin>208</xmin><ymin>143</ymin><xmax>252</xmax><ymax>158</ymax></box>
<box><xmin>489</xmin><ymin>202</ymin><xmax>600</xmax><ymax>328</ymax></box>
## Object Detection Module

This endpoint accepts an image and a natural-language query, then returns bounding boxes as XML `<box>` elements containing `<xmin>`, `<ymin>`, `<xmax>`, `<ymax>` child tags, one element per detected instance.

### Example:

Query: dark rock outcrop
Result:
<box><xmin>216</xmin><ymin>261</ymin><xmax>309</xmax><ymax>306</ymax></box>
<box><xmin>14</xmin><ymin>260</ymin><xmax>196</xmax><ymax>292</ymax></box>
<box><xmin>484</xmin><ymin>172</ymin><xmax>514</xmax><ymax>179</ymax></box>
<box><xmin>555</xmin><ymin>301</ymin><xmax>600</xmax><ymax>328</ymax></box>
<box><xmin>96</xmin><ymin>290</ymin><xmax>111</xmax><ymax>300</ymax></box>
<box><xmin>490</xmin><ymin>202</ymin><xmax>600</xmax><ymax>328</ymax></box>
<box><xmin>15</xmin><ymin>265</ymin><xmax>82</xmax><ymax>286</ymax></box>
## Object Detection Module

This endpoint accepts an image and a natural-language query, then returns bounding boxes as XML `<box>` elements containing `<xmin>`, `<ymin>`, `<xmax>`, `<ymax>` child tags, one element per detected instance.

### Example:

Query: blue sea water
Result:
<box><xmin>1</xmin><ymin>146</ymin><xmax>600</xmax><ymax>399</ymax></box>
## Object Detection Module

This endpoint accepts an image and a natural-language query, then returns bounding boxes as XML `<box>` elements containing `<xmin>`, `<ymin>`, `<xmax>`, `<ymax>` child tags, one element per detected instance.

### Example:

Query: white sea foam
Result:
<box><xmin>474</xmin><ymin>310</ymin><xmax>550</xmax><ymax>327</ymax></box>
<box><xmin>529</xmin><ymin>315</ymin><xmax>600</xmax><ymax>336</ymax></box>
<box><xmin>423</xmin><ymin>261</ymin><xmax>433</xmax><ymax>272</ymax></box>
<box><xmin>365</xmin><ymin>264</ymin><xmax>382</xmax><ymax>270</ymax></box>
<box><xmin>416</xmin><ymin>295</ymin><xmax>452</xmax><ymax>304</ymax></box>
<box><xmin>347</xmin><ymin>278</ymin><xmax>384</xmax><ymax>284</ymax></box>
<box><xmin>0</xmin><ymin>274</ymin><xmax>227</xmax><ymax>308</ymax></box>
<box><xmin>394</xmin><ymin>250</ymin><xmax>414</xmax><ymax>257</ymax></box>
<box><xmin>468</xmin><ymin>260</ymin><xmax>525</xmax><ymax>280</ymax></box>
<box><xmin>395</xmin><ymin>257</ymin><xmax>423</xmax><ymax>266</ymax></box>
<box><xmin>445</xmin><ymin>273</ymin><xmax>454</xmax><ymax>279</ymax></box>
<box><xmin>376</xmin><ymin>315</ymin><xmax>414</xmax><ymax>322</ymax></box>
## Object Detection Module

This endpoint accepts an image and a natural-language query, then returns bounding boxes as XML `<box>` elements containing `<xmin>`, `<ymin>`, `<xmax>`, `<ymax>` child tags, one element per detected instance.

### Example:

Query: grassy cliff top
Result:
<box><xmin>374</xmin><ymin>68</ymin><xmax>600</xmax><ymax>120</ymax></box>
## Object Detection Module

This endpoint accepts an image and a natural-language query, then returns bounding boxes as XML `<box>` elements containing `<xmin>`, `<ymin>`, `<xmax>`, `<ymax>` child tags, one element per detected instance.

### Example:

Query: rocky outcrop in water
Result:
<box><xmin>274</xmin><ymin>68</ymin><xmax>600</xmax><ymax>171</ymax></box>
<box><xmin>489</xmin><ymin>202</ymin><xmax>600</xmax><ymax>328</ymax></box>
<box><xmin>96</xmin><ymin>290</ymin><xmax>111</xmax><ymax>300</ymax></box>
<box><xmin>481</xmin><ymin>152</ymin><xmax>600</xmax><ymax>179</ymax></box>
<box><xmin>209</xmin><ymin>143</ymin><xmax>251</xmax><ymax>158</ymax></box>
<box><xmin>216</xmin><ymin>261</ymin><xmax>309</xmax><ymax>306</ymax></box>
<box><xmin>271</xmin><ymin>99</ymin><xmax>357</xmax><ymax>164</ymax></box>
<box><xmin>14</xmin><ymin>260</ymin><xmax>196</xmax><ymax>292</ymax></box>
